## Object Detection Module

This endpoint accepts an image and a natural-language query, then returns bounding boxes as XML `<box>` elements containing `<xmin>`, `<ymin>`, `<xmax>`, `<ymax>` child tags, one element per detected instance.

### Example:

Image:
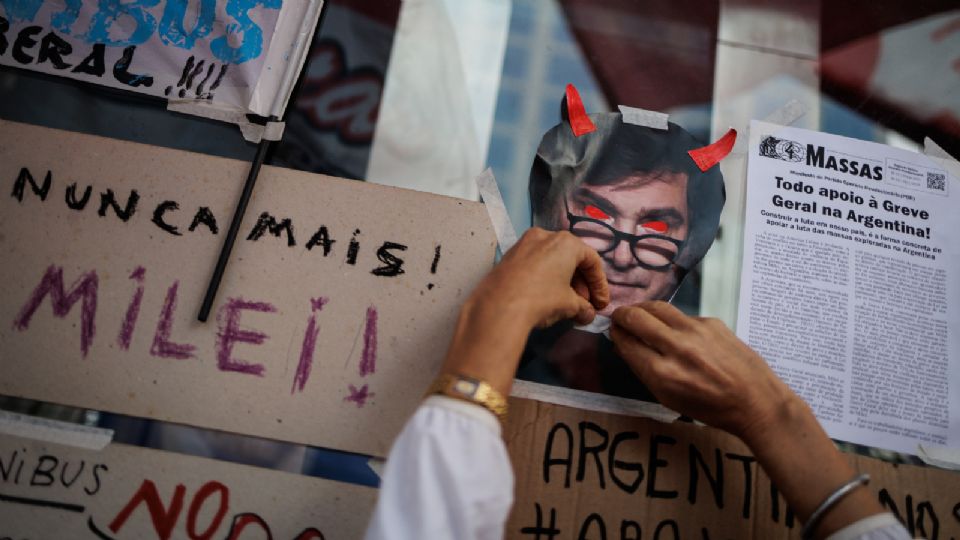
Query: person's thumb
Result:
<box><xmin>571</xmin><ymin>293</ymin><xmax>596</xmax><ymax>325</ymax></box>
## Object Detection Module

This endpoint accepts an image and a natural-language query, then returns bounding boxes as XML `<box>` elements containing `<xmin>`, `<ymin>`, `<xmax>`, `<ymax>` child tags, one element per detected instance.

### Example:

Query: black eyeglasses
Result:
<box><xmin>565</xmin><ymin>198</ymin><xmax>684</xmax><ymax>271</ymax></box>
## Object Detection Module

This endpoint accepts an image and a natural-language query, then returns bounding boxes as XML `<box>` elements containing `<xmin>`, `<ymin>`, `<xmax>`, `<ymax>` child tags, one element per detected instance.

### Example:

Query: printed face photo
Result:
<box><xmin>517</xmin><ymin>88</ymin><xmax>732</xmax><ymax>404</ymax></box>
<box><xmin>560</xmin><ymin>172</ymin><xmax>689</xmax><ymax>315</ymax></box>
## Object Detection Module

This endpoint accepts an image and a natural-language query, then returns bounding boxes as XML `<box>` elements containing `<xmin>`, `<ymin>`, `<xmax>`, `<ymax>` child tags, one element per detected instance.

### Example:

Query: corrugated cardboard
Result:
<box><xmin>0</xmin><ymin>120</ymin><xmax>496</xmax><ymax>458</ymax></box>
<box><xmin>505</xmin><ymin>398</ymin><xmax>960</xmax><ymax>539</ymax></box>
<box><xmin>0</xmin><ymin>433</ymin><xmax>375</xmax><ymax>538</ymax></box>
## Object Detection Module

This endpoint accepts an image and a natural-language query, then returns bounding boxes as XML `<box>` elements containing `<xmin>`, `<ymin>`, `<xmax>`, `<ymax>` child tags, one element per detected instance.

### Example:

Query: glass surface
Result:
<box><xmin>3</xmin><ymin>0</ymin><xmax>957</xmax><ymax>476</ymax></box>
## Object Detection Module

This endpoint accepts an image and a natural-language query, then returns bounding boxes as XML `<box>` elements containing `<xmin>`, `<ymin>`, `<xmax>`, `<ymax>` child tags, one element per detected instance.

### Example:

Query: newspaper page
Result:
<box><xmin>737</xmin><ymin>120</ymin><xmax>960</xmax><ymax>455</ymax></box>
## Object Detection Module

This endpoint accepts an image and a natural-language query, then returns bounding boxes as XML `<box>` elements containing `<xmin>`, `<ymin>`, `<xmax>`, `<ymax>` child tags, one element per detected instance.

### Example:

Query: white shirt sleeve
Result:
<box><xmin>364</xmin><ymin>399</ymin><xmax>913</xmax><ymax>540</ymax></box>
<box><xmin>826</xmin><ymin>513</ymin><xmax>914</xmax><ymax>540</ymax></box>
<box><xmin>364</xmin><ymin>396</ymin><xmax>514</xmax><ymax>540</ymax></box>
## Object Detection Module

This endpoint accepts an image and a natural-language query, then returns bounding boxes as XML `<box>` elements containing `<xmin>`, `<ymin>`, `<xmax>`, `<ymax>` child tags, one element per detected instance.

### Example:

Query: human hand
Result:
<box><xmin>438</xmin><ymin>228</ymin><xmax>609</xmax><ymax>396</ymax></box>
<box><xmin>611</xmin><ymin>302</ymin><xmax>888</xmax><ymax>538</ymax></box>
<box><xmin>609</xmin><ymin>301</ymin><xmax>796</xmax><ymax>442</ymax></box>
<box><xmin>469</xmin><ymin>227</ymin><xmax>610</xmax><ymax>329</ymax></box>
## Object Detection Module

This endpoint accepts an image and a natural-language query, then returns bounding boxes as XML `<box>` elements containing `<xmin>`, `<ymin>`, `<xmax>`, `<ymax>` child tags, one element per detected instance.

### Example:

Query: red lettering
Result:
<box><xmin>294</xmin><ymin>527</ymin><xmax>325</xmax><ymax>540</ymax></box>
<box><xmin>109</xmin><ymin>479</ymin><xmax>185</xmax><ymax>539</ymax></box>
<box><xmin>186</xmin><ymin>481</ymin><xmax>229</xmax><ymax>540</ymax></box>
<box><xmin>224</xmin><ymin>512</ymin><xmax>273</xmax><ymax>540</ymax></box>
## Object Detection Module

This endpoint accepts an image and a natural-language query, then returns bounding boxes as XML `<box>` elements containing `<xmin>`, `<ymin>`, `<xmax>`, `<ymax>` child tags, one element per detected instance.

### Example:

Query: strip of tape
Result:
<box><xmin>0</xmin><ymin>411</ymin><xmax>113</xmax><ymax>451</ymax></box>
<box><xmin>618</xmin><ymin>105</ymin><xmax>669</xmax><ymax>130</ymax></box>
<box><xmin>923</xmin><ymin>137</ymin><xmax>960</xmax><ymax>181</ymax></box>
<box><xmin>511</xmin><ymin>379</ymin><xmax>681</xmax><ymax>423</ymax></box>
<box><xmin>917</xmin><ymin>444</ymin><xmax>960</xmax><ymax>471</ymax></box>
<box><xmin>476</xmin><ymin>168</ymin><xmax>519</xmax><ymax>254</ymax></box>
<box><xmin>764</xmin><ymin>99</ymin><xmax>807</xmax><ymax>127</ymax></box>
<box><xmin>731</xmin><ymin>99</ymin><xmax>808</xmax><ymax>156</ymax></box>
<box><xmin>167</xmin><ymin>101</ymin><xmax>286</xmax><ymax>144</ymax></box>
<box><xmin>366</xmin><ymin>457</ymin><xmax>385</xmax><ymax>480</ymax></box>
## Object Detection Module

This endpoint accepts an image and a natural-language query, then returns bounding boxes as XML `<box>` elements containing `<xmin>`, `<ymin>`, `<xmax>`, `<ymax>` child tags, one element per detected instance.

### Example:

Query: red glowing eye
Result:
<box><xmin>584</xmin><ymin>205</ymin><xmax>610</xmax><ymax>220</ymax></box>
<box><xmin>641</xmin><ymin>221</ymin><xmax>668</xmax><ymax>233</ymax></box>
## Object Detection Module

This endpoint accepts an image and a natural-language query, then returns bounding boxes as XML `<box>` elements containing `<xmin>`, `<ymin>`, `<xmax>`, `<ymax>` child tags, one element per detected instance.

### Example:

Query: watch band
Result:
<box><xmin>425</xmin><ymin>373</ymin><xmax>508</xmax><ymax>421</ymax></box>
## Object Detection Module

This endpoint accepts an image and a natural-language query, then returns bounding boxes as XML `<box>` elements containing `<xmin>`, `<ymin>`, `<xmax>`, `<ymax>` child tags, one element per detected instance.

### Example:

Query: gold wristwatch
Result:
<box><xmin>426</xmin><ymin>373</ymin><xmax>508</xmax><ymax>421</ymax></box>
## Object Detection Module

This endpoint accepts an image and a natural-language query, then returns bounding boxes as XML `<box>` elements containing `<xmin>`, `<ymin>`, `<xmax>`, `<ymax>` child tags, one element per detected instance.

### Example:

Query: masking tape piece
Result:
<box><xmin>731</xmin><ymin>99</ymin><xmax>808</xmax><ymax>156</ymax></box>
<box><xmin>167</xmin><ymin>101</ymin><xmax>286</xmax><ymax>143</ymax></box>
<box><xmin>763</xmin><ymin>99</ymin><xmax>807</xmax><ymax>127</ymax></box>
<box><xmin>574</xmin><ymin>314</ymin><xmax>611</xmax><ymax>335</ymax></box>
<box><xmin>0</xmin><ymin>411</ymin><xmax>113</xmax><ymax>451</ymax></box>
<box><xmin>618</xmin><ymin>105</ymin><xmax>669</xmax><ymax>130</ymax></box>
<box><xmin>366</xmin><ymin>457</ymin><xmax>385</xmax><ymax>480</ymax></box>
<box><xmin>917</xmin><ymin>444</ymin><xmax>960</xmax><ymax>471</ymax></box>
<box><xmin>511</xmin><ymin>379</ymin><xmax>681</xmax><ymax>423</ymax></box>
<box><xmin>923</xmin><ymin>137</ymin><xmax>960</xmax><ymax>182</ymax></box>
<box><xmin>476</xmin><ymin>168</ymin><xmax>519</xmax><ymax>254</ymax></box>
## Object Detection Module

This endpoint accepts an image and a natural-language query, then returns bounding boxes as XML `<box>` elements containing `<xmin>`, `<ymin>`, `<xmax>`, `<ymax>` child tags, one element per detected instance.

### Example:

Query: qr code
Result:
<box><xmin>927</xmin><ymin>172</ymin><xmax>946</xmax><ymax>191</ymax></box>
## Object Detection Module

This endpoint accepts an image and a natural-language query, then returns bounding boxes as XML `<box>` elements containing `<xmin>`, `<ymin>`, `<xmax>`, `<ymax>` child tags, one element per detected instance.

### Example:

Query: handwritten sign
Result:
<box><xmin>504</xmin><ymin>398</ymin><xmax>960</xmax><ymax>539</ymax></box>
<box><xmin>0</xmin><ymin>119</ymin><xmax>496</xmax><ymax>457</ymax></box>
<box><xmin>0</xmin><ymin>433</ymin><xmax>376</xmax><ymax>538</ymax></box>
<box><xmin>0</xmin><ymin>0</ymin><xmax>319</xmax><ymax>117</ymax></box>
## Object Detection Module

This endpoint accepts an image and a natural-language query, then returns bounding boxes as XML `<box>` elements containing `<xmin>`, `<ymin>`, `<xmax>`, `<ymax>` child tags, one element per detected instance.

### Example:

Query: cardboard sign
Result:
<box><xmin>0</xmin><ymin>433</ymin><xmax>375</xmax><ymax>538</ymax></box>
<box><xmin>0</xmin><ymin>120</ymin><xmax>496</xmax><ymax>457</ymax></box>
<box><xmin>0</xmin><ymin>0</ymin><xmax>322</xmax><ymax>117</ymax></box>
<box><xmin>504</xmin><ymin>398</ymin><xmax>960</xmax><ymax>539</ymax></box>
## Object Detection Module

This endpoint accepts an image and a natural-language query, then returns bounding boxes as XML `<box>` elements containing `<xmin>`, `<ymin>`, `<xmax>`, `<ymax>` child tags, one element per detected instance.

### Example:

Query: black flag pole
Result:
<box><xmin>196</xmin><ymin>6</ymin><xmax>327</xmax><ymax>323</ymax></box>
<box><xmin>197</xmin><ymin>127</ymin><xmax>274</xmax><ymax>322</ymax></box>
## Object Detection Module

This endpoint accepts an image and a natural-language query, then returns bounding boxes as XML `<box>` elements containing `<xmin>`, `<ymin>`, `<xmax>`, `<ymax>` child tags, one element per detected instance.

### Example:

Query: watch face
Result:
<box><xmin>453</xmin><ymin>379</ymin><xmax>479</xmax><ymax>396</ymax></box>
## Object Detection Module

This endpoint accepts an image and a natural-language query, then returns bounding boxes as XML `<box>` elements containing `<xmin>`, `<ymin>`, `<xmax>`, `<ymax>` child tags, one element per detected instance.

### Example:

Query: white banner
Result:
<box><xmin>0</xmin><ymin>0</ymin><xmax>321</xmax><ymax>118</ymax></box>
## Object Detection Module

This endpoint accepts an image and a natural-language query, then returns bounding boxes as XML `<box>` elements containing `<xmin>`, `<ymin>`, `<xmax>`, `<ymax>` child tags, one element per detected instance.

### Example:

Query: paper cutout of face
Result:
<box><xmin>529</xmin><ymin>92</ymin><xmax>728</xmax><ymax>315</ymax></box>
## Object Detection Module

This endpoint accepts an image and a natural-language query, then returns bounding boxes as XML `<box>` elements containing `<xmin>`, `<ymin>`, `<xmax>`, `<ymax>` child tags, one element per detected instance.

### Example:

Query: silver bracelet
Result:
<box><xmin>801</xmin><ymin>473</ymin><xmax>870</xmax><ymax>540</ymax></box>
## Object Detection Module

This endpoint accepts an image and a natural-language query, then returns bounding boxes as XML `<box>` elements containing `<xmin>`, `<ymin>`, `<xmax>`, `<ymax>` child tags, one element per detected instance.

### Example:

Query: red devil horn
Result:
<box><xmin>687</xmin><ymin>128</ymin><xmax>737</xmax><ymax>171</ymax></box>
<box><xmin>564</xmin><ymin>84</ymin><xmax>596</xmax><ymax>137</ymax></box>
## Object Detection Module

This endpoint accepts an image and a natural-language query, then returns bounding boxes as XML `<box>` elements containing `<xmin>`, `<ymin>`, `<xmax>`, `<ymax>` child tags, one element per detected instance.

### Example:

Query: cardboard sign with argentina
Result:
<box><xmin>516</xmin><ymin>85</ymin><xmax>736</xmax><ymax>408</ymax></box>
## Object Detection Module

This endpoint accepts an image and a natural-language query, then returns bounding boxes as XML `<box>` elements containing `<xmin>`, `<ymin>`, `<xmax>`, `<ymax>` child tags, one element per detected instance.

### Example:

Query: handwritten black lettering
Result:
<box><xmin>12</xmin><ymin>26</ymin><xmax>41</xmax><ymax>64</ymax></box>
<box><xmin>646</xmin><ymin>435</ymin><xmax>677</xmax><ymax>499</ymax></box>
<box><xmin>29</xmin><ymin>455</ymin><xmax>57</xmax><ymax>487</ymax></box>
<box><xmin>98</xmin><ymin>189</ymin><xmax>140</xmax><ymax>222</ymax></box>
<box><xmin>12</xmin><ymin>167</ymin><xmax>51</xmax><ymax>202</ymax></box>
<box><xmin>431</xmin><ymin>245</ymin><xmax>441</xmax><ymax>273</ymax></box>
<box><xmin>725</xmin><ymin>453</ymin><xmax>755</xmax><ymax>519</ymax></box>
<box><xmin>915</xmin><ymin>501</ymin><xmax>939</xmax><ymax>539</ymax></box>
<box><xmin>72</xmin><ymin>43</ymin><xmax>106</xmax><ymax>77</ymax></box>
<box><xmin>620</xmin><ymin>520</ymin><xmax>641</xmax><ymax>540</ymax></box>
<box><xmin>113</xmin><ymin>46</ymin><xmax>153</xmax><ymax>87</ymax></box>
<box><xmin>346</xmin><ymin>229</ymin><xmax>360</xmax><ymax>265</ymax></box>
<box><xmin>247</xmin><ymin>212</ymin><xmax>296</xmax><ymax>246</ymax></box>
<box><xmin>371</xmin><ymin>241</ymin><xmax>407</xmax><ymax>277</ymax></box>
<box><xmin>576</xmin><ymin>422</ymin><xmax>609</xmax><ymax>489</ymax></box>
<box><xmin>688</xmin><ymin>444</ymin><xmax>723</xmax><ymax>509</ymax></box>
<box><xmin>306</xmin><ymin>225</ymin><xmax>335</xmax><ymax>255</ymax></box>
<box><xmin>0</xmin><ymin>449</ymin><xmax>18</xmax><ymax>482</ymax></box>
<box><xmin>224</xmin><ymin>512</ymin><xmax>273</xmax><ymax>538</ymax></box>
<box><xmin>608</xmin><ymin>431</ymin><xmax>642</xmax><ymax>494</ymax></box>
<box><xmin>543</xmin><ymin>422</ymin><xmax>573</xmax><ymax>488</ymax></box>
<box><xmin>38</xmin><ymin>31</ymin><xmax>72</xmax><ymax>70</ymax></box>
<box><xmin>189</xmin><ymin>206</ymin><xmax>219</xmax><ymax>234</ymax></box>
<box><xmin>769</xmin><ymin>483</ymin><xmax>795</xmax><ymax>528</ymax></box>
<box><xmin>85</xmin><ymin>463</ymin><xmax>107</xmax><ymax>496</ymax></box>
<box><xmin>65</xmin><ymin>182</ymin><xmax>93</xmax><ymax>210</ymax></box>
<box><xmin>520</xmin><ymin>503</ymin><xmax>561</xmax><ymax>539</ymax></box>
<box><xmin>152</xmin><ymin>201</ymin><xmax>182</xmax><ymax>236</ymax></box>
<box><xmin>653</xmin><ymin>519</ymin><xmax>679</xmax><ymax>540</ymax></box>
<box><xmin>60</xmin><ymin>460</ymin><xmax>85</xmax><ymax>488</ymax></box>
<box><xmin>0</xmin><ymin>15</ymin><xmax>8</xmax><ymax>56</ymax></box>
<box><xmin>577</xmin><ymin>513</ymin><xmax>605</xmax><ymax>540</ymax></box>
